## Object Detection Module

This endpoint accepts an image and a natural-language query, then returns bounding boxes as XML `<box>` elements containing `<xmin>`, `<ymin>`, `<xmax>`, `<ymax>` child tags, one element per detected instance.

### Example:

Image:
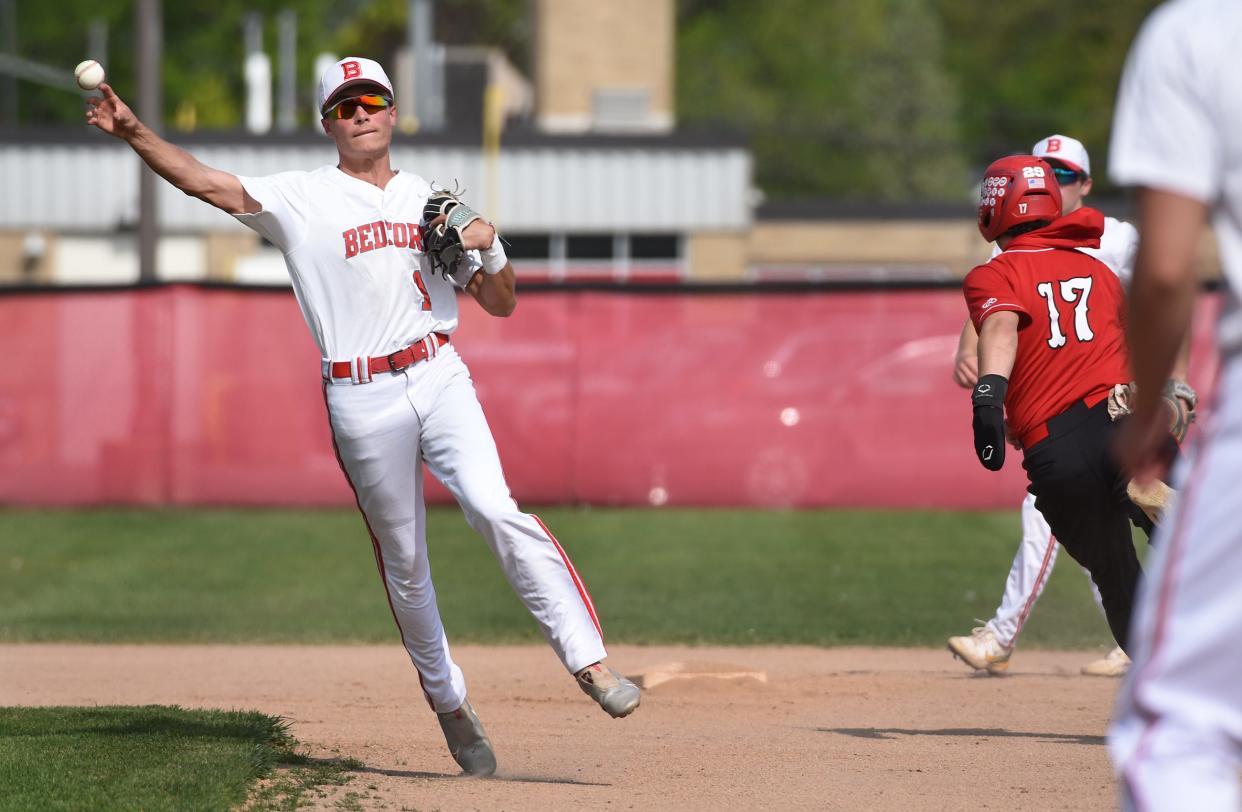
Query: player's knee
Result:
<box><xmin>364</xmin><ymin>509</ymin><xmax>419</xmax><ymax>537</ymax></box>
<box><xmin>461</xmin><ymin>493</ymin><xmax>520</xmax><ymax>531</ymax></box>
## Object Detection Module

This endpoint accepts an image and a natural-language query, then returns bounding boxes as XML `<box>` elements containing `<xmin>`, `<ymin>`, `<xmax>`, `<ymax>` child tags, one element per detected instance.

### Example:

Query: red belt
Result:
<box><xmin>1020</xmin><ymin>389</ymin><xmax>1111</xmax><ymax>449</ymax></box>
<box><xmin>325</xmin><ymin>333</ymin><xmax>449</xmax><ymax>382</ymax></box>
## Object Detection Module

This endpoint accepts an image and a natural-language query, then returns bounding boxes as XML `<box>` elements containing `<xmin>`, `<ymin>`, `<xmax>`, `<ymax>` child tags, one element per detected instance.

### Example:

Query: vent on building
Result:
<box><xmin>591</xmin><ymin>88</ymin><xmax>652</xmax><ymax>132</ymax></box>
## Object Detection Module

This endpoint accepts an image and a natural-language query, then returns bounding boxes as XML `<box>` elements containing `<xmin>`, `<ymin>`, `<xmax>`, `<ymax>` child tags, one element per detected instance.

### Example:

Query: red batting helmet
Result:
<box><xmin>977</xmin><ymin>155</ymin><xmax>1063</xmax><ymax>243</ymax></box>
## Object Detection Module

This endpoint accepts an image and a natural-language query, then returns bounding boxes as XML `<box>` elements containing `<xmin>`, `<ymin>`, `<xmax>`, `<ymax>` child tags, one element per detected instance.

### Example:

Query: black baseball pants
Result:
<box><xmin>1021</xmin><ymin>399</ymin><xmax>1149</xmax><ymax>652</ymax></box>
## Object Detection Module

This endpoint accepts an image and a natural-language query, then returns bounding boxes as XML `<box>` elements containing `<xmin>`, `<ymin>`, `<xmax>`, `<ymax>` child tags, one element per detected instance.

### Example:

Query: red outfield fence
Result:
<box><xmin>0</xmin><ymin>285</ymin><xmax>1221</xmax><ymax>508</ymax></box>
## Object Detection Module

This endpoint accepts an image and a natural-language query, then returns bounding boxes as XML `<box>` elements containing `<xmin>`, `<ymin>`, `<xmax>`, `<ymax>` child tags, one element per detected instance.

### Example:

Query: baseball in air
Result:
<box><xmin>74</xmin><ymin>60</ymin><xmax>105</xmax><ymax>91</ymax></box>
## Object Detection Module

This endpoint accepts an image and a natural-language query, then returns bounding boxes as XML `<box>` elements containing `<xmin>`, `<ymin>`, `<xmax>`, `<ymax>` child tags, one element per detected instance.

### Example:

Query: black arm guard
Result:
<box><xmin>971</xmin><ymin>374</ymin><xmax>1009</xmax><ymax>471</ymax></box>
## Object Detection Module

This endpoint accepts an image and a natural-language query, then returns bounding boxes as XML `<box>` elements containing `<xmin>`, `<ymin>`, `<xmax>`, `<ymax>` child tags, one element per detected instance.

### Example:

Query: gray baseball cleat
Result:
<box><xmin>576</xmin><ymin>661</ymin><xmax>641</xmax><ymax>718</ymax></box>
<box><xmin>436</xmin><ymin>699</ymin><xmax>497</xmax><ymax>777</ymax></box>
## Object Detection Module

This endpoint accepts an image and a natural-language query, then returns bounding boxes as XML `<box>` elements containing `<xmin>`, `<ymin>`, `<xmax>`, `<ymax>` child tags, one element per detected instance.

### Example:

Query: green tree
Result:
<box><xmin>9</xmin><ymin>0</ymin><xmax>1165</xmax><ymax>201</ymax></box>
<box><xmin>933</xmin><ymin>0</ymin><xmax>1162</xmax><ymax>189</ymax></box>
<box><xmin>5</xmin><ymin>0</ymin><xmax>534</xmax><ymax>129</ymax></box>
<box><xmin>677</xmin><ymin>0</ymin><xmax>968</xmax><ymax>200</ymax></box>
<box><xmin>8</xmin><ymin>0</ymin><xmax>352</xmax><ymax>129</ymax></box>
<box><xmin>334</xmin><ymin>0</ymin><xmax>530</xmax><ymax>75</ymax></box>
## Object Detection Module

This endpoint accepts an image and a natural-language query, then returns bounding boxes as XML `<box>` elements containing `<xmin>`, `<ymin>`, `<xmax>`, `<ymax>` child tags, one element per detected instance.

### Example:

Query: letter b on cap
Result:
<box><xmin>1046</xmin><ymin>137</ymin><xmax>1061</xmax><ymax>152</ymax></box>
<box><xmin>343</xmin><ymin>60</ymin><xmax>361</xmax><ymax>79</ymax></box>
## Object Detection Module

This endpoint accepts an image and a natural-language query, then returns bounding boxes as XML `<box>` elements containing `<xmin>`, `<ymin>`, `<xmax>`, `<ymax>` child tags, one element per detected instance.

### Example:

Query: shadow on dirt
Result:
<box><xmin>350</xmin><ymin>763</ymin><xmax>611</xmax><ymax>786</ymax></box>
<box><xmin>818</xmin><ymin>727</ymin><xmax>1105</xmax><ymax>745</ymax></box>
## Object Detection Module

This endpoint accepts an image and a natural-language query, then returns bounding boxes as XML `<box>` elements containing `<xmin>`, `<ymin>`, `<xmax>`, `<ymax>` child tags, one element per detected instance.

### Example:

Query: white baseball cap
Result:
<box><xmin>1032</xmin><ymin>134</ymin><xmax>1091</xmax><ymax>177</ymax></box>
<box><xmin>317</xmin><ymin>57</ymin><xmax>394</xmax><ymax>115</ymax></box>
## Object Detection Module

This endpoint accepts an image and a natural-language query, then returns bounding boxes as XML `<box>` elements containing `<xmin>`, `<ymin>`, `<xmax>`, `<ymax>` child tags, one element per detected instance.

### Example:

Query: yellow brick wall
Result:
<box><xmin>534</xmin><ymin>0</ymin><xmax>673</xmax><ymax>127</ymax></box>
<box><xmin>204</xmin><ymin>232</ymin><xmax>261</xmax><ymax>282</ymax></box>
<box><xmin>687</xmin><ymin>232</ymin><xmax>748</xmax><ymax>280</ymax></box>
<box><xmin>0</xmin><ymin>231</ymin><xmax>56</xmax><ymax>284</ymax></box>
<box><xmin>742</xmin><ymin>220</ymin><xmax>1222</xmax><ymax>280</ymax></box>
<box><xmin>750</xmin><ymin>220</ymin><xmax>992</xmax><ymax>275</ymax></box>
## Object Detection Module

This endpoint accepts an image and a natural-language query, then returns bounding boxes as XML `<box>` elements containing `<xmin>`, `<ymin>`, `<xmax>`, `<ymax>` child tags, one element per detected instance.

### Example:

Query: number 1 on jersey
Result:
<box><xmin>413</xmin><ymin>270</ymin><xmax>433</xmax><ymax>311</ymax></box>
<box><xmin>1036</xmin><ymin>276</ymin><xmax>1095</xmax><ymax>349</ymax></box>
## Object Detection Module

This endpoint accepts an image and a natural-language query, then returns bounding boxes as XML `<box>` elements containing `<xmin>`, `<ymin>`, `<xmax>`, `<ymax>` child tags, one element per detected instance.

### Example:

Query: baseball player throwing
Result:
<box><xmin>1108</xmin><ymin>1</ymin><xmax>1242</xmax><ymax>808</ymax></box>
<box><xmin>84</xmin><ymin>56</ymin><xmax>640</xmax><ymax>777</ymax></box>
<box><xmin>948</xmin><ymin>135</ymin><xmax>1194</xmax><ymax>677</ymax></box>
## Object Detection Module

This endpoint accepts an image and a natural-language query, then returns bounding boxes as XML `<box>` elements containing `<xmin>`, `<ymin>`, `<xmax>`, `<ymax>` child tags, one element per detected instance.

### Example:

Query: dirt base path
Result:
<box><xmin>0</xmin><ymin>644</ymin><xmax>1122</xmax><ymax>810</ymax></box>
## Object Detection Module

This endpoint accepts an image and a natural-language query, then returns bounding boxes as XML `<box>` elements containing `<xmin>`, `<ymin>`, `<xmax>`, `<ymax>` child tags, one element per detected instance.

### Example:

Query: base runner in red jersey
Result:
<box><xmin>962</xmin><ymin>154</ymin><xmax>1156</xmax><ymax>652</ymax></box>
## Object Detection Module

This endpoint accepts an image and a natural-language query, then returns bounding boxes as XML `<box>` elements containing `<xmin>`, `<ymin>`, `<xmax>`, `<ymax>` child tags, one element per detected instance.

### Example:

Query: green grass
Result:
<box><xmin>0</xmin><ymin>507</ymin><xmax>1129</xmax><ymax>648</ymax></box>
<box><xmin>0</xmin><ymin>705</ymin><xmax>353</xmax><ymax>811</ymax></box>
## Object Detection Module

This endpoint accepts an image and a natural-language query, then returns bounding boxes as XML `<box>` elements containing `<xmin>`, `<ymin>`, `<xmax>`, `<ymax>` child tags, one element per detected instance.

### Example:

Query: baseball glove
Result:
<box><xmin>422</xmin><ymin>184</ymin><xmax>484</xmax><ymax>285</ymax></box>
<box><xmin>1108</xmin><ymin>380</ymin><xmax>1197</xmax><ymax>445</ymax></box>
<box><xmin>1162</xmin><ymin>379</ymin><xmax>1197</xmax><ymax>445</ymax></box>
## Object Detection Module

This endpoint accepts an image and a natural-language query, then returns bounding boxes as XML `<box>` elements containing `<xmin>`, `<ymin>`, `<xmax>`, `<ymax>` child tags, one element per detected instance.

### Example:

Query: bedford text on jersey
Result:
<box><xmin>343</xmin><ymin>220</ymin><xmax>425</xmax><ymax>259</ymax></box>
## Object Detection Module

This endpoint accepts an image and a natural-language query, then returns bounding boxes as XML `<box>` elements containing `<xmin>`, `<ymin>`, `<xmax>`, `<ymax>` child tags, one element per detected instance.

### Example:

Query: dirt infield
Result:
<box><xmin>0</xmin><ymin>644</ymin><xmax>1122</xmax><ymax>810</ymax></box>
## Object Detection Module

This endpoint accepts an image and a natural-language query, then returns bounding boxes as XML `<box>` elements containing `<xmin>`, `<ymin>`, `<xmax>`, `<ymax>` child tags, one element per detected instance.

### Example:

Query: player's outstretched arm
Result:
<box><xmin>85</xmin><ymin>82</ymin><xmax>258</xmax><ymax>216</ymax></box>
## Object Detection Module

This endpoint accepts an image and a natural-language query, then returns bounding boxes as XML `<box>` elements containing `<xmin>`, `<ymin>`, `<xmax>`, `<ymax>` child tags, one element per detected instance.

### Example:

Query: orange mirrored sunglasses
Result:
<box><xmin>323</xmin><ymin>94</ymin><xmax>392</xmax><ymax>120</ymax></box>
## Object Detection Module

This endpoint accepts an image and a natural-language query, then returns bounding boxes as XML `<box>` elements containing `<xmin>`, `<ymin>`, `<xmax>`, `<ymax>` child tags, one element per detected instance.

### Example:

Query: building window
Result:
<box><xmin>567</xmin><ymin>234</ymin><xmax>614</xmax><ymax>260</ymax></box>
<box><xmin>630</xmin><ymin>234</ymin><xmax>680</xmax><ymax>260</ymax></box>
<box><xmin>503</xmin><ymin>234</ymin><xmax>551</xmax><ymax>260</ymax></box>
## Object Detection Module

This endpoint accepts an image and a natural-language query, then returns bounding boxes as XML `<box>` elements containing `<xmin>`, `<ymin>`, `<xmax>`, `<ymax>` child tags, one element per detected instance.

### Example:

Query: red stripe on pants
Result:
<box><xmin>534</xmin><ymin>514</ymin><xmax>604</xmax><ymax>642</ymax></box>
<box><xmin>322</xmin><ymin>382</ymin><xmax>435</xmax><ymax>710</ymax></box>
<box><xmin>1122</xmin><ymin>443</ymin><xmax>1212</xmax><ymax>810</ymax></box>
<box><xmin>1011</xmin><ymin>531</ymin><xmax>1058</xmax><ymax>645</ymax></box>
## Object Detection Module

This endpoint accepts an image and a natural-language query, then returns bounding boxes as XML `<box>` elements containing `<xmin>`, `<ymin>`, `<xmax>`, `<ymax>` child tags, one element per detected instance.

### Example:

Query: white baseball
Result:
<box><xmin>75</xmin><ymin>60</ymin><xmax>105</xmax><ymax>91</ymax></box>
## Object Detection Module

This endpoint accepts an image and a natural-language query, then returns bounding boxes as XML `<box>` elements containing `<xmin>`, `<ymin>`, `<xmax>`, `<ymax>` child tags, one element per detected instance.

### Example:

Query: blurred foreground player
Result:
<box><xmin>85</xmin><ymin>57</ymin><xmax>639</xmax><ymax>776</ymax></box>
<box><xmin>962</xmin><ymin>155</ymin><xmax>1155</xmax><ymax>656</ymax></box>
<box><xmin>1107</xmin><ymin>1</ymin><xmax>1242</xmax><ymax>809</ymax></box>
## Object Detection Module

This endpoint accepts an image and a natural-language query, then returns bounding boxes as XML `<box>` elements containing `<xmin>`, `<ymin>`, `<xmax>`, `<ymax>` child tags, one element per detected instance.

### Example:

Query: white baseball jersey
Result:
<box><xmin>991</xmin><ymin>215</ymin><xmax>1137</xmax><ymax>285</ymax></box>
<box><xmin>1108</xmin><ymin>1</ymin><xmax>1242</xmax><ymax>810</ymax></box>
<box><xmin>231</xmin><ymin>164</ymin><xmax>609</xmax><ymax>717</ymax></box>
<box><xmin>233</xmin><ymin>167</ymin><xmax>482</xmax><ymax>361</ymax></box>
<box><xmin>1111</xmin><ymin>0</ymin><xmax>1242</xmax><ymax>355</ymax></box>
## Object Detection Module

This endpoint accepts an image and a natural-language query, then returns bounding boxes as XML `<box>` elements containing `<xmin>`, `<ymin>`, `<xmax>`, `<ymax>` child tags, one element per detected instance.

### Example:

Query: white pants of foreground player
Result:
<box><xmin>1110</xmin><ymin>355</ymin><xmax>1242</xmax><ymax>812</ymax></box>
<box><xmin>984</xmin><ymin>492</ymin><xmax>1106</xmax><ymax>647</ymax></box>
<box><xmin>323</xmin><ymin>344</ymin><xmax>607</xmax><ymax>713</ymax></box>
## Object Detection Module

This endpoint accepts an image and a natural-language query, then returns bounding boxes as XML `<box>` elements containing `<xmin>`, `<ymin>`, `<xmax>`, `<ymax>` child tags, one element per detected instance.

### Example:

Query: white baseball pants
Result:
<box><xmin>1110</xmin><ymin>355</ymin><xmax>1242</xmax><ymax>812</ymax></box>
<box><xmin>984</xmin><ymin>492</ymin><xmax>1106</xmax><ymax>648</ymax></box>
<box><xmin>323</xmin><ymin>344</ymin><xmax>607</xmax><ymax>713</ymax></box>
